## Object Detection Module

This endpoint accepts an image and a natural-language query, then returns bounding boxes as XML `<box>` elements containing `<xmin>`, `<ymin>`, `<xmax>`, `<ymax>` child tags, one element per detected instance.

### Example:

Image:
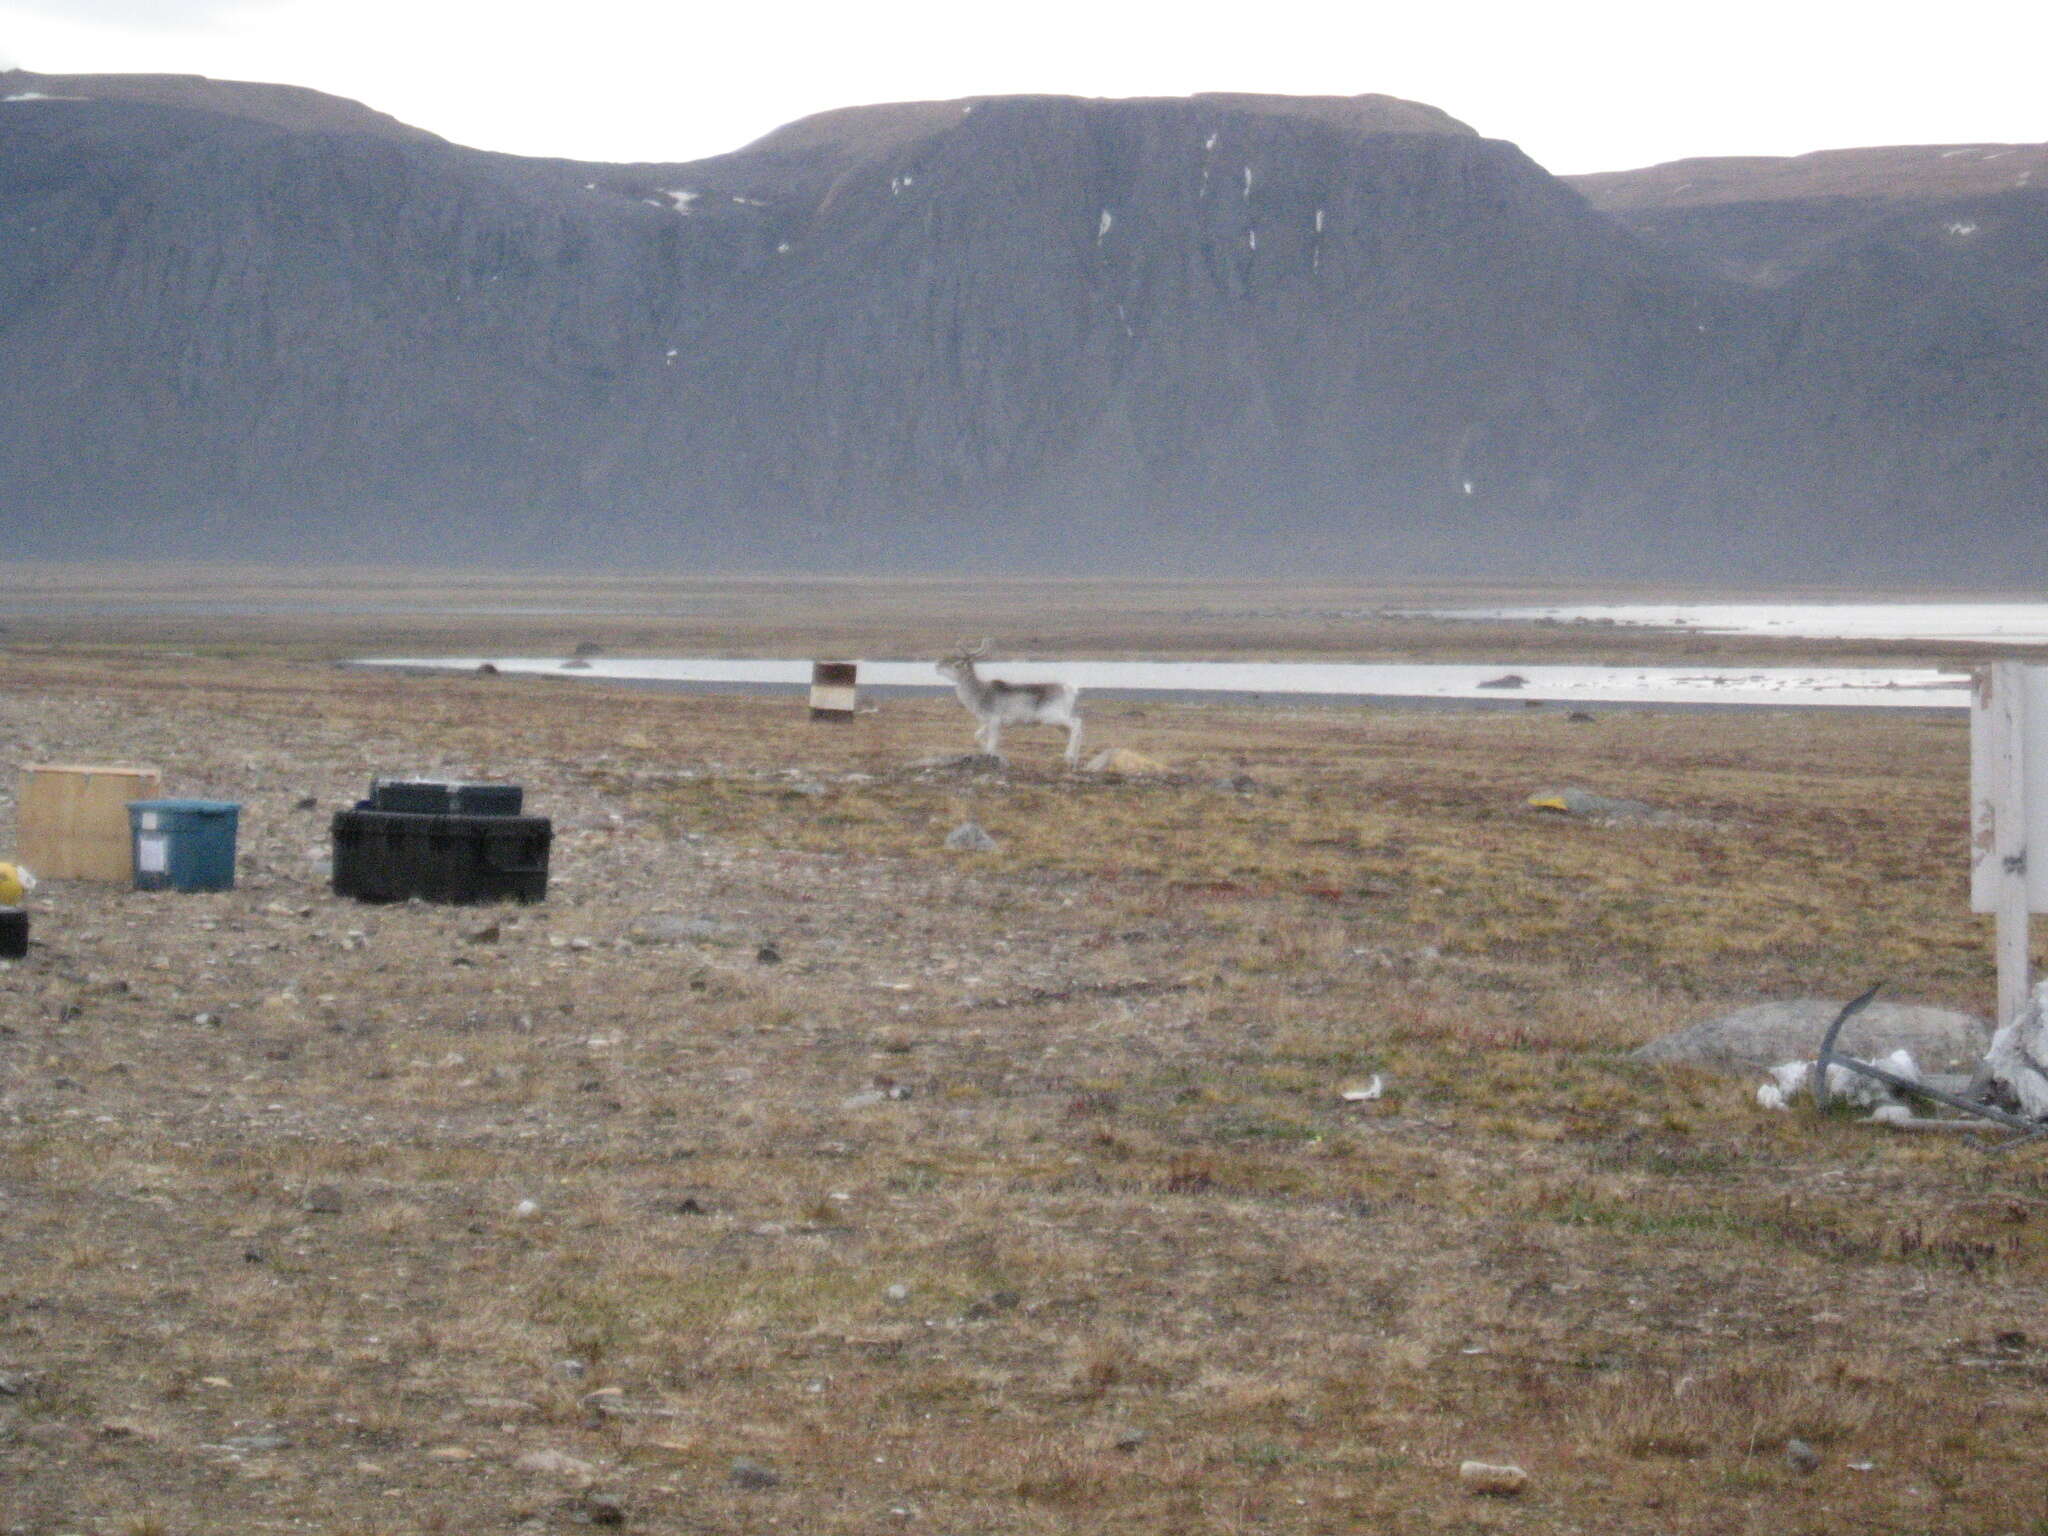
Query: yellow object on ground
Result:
<box><xmin>0</xmin><ymin>861</ymin><xmax>35</xmax><ymax>904</ymax></box>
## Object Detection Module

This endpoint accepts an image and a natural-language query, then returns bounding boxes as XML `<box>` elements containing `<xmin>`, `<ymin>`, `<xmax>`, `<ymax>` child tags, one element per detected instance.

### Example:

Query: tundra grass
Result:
<box><xmin>1</xmin><ymin>617</ymin><xmax>2044</xmax><ymax>1536</ymax></box>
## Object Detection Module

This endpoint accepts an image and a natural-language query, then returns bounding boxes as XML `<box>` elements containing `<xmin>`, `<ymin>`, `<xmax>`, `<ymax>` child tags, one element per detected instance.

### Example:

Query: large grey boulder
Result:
<box><xmin>1634</xmin><ymin>999</ymin><xmax>1992</xmax><ymax>1076</ymax></box>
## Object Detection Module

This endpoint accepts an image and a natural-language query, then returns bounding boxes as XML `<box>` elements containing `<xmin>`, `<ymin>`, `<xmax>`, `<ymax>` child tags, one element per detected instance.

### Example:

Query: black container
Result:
<box><xmin>332</xmin><ymin>809</ymin><xmax>550</xmax><ymax>904</ymax></box>
<box><xmin>369</xmin><ymin>780</ymin><xmax>524</xmax><ymax>816</ymax></box>
<box><xmin>0</xmin><ymin>906</ymin><xmax>27</xmax><ymax>959</ymax></box>
<box><xmin>454</xmin><ymin>783</ymin><xmax>523</xmax><ymax>816</ymax></box>
<box><xmin>371</xmin><ymin>779</ymin><xmax>455</xmax><ymax>814</ymax></box>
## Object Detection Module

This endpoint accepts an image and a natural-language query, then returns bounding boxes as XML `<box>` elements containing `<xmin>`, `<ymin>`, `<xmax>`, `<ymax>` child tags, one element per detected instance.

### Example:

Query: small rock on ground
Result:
<box><xmin>944</xmin><ymin>822</ymin><xmax>997</xmax><ymax>852</ymax></box>
<box><xmin>730</xmin><ymin>1456</ymin><xmax>782</xmax><ymax>1489</ymax></box>
<box><xmin>221</xmin><ymin>1431</ymin><xmax>289</xmax><ymax>1452</ymax></box>
<box><xmin>1458</xmin><ymin>1461</ymin><xmax>1527</xmax><ymax>1495</ymax></box>
<box><xmin>518</xmin><ymin>1448</ymin><xmax>599</xmax><ymax>1481</ymax></box>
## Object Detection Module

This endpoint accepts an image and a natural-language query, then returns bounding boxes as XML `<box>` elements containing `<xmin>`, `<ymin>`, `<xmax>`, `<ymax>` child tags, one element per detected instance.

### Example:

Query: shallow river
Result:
<box><xmin>360</xmin><ymin>656</ymin><xmax>1972</xmax><ymax>711</ymax></box>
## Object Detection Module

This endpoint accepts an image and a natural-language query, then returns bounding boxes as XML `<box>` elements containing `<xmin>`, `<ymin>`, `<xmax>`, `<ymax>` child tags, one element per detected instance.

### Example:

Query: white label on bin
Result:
<box><xmin>140</xmin><ymin>811</ymin><xmax>159</xmax><ymax>831</ymax></box>
<box><xmin>137</xmin><ymin>835</ymin><xmax>168</xmax><ymax>874</ymax></box>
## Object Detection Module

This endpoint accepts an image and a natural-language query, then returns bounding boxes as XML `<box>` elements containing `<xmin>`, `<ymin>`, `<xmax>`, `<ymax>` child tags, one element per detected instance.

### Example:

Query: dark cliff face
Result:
<box><xmin>1</xmin><ymin>75</ymin><xmax>2043</xmax><ymax>578</ymax></box>
<box><xmin>0</xmin><ymin>90</ymin><xmax>717</xmax><ymax>557</ymax></box>
<box><xmin>1570</xmin><ymin>148</ymin><xmax>2048</xmax><ymax>577</ymax></box>
<box><xmin>611</xmin><ymin>96</ymin><xmax>1727</xmax><ymax>574</ymax></box>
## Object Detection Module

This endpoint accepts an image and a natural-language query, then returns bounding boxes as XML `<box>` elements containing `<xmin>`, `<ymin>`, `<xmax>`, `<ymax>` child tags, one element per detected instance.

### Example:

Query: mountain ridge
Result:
<box><xmin>2</xmin><ymin>72</ymin><xmax>2043</xmax><ymax>579</ymax></box>
<box><xmin>0</xmin><ymin>68</ymin><xmax>442</xmax><ymax>144</ymax></box>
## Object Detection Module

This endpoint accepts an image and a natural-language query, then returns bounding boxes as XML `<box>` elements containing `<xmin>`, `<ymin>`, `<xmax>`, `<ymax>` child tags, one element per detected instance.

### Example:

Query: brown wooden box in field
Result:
<box><xmin>18</xmin><ymin>763</ymin><xmax>163</xmax><ymax>880</ymax></box>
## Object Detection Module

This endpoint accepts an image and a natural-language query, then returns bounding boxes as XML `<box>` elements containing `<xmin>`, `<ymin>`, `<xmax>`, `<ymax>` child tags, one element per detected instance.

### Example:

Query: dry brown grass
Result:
<box><xmin>3</xmin><ymin>575</ymin><xmax>2047</xmax><ymax>1534</ymax></box>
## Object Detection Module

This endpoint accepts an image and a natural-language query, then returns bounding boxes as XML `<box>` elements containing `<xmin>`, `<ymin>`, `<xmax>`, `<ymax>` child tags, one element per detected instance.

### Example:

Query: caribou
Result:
<box><xmin>936</xmin><ymin>639</ymin><xmax>1084</xmax><ymax>766</ymax></box>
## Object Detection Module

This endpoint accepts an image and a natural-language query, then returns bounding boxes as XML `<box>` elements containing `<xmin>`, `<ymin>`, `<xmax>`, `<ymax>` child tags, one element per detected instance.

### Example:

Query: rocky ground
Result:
<box><xmin>4</xmin><ymin>603</ymin><xmax>2048</xmax><ymax>1534</ymax></box>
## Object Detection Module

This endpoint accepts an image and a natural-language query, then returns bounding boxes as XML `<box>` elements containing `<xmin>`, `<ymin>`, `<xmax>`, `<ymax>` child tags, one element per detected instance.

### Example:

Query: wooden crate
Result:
<box><xmin>18</xmin><ymin>763</ymin><xmax>163</xmax><ymax>880</ymax></box>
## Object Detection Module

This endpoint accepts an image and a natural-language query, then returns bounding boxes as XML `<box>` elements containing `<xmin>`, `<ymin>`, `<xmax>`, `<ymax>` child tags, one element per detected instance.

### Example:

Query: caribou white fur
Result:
<box><xmin>936</xmin><ymin>639</ymin><xmax>1083</xmax><ymax>766</ymax></box>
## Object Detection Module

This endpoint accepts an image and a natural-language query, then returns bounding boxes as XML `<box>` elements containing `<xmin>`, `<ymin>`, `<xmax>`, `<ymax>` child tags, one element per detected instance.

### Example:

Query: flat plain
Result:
<box><xmin>3</xmin><ymin>569</ymin><xmax>2046</xmax><ymax>1535</ymax></box>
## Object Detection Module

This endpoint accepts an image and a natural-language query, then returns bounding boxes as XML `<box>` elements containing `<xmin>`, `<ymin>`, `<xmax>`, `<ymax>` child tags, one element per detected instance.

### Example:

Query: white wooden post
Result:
<box><xmin>1971</xmin><ymin>662</ymin><xmax>2034</xmax><ymax>1025</ymax></box>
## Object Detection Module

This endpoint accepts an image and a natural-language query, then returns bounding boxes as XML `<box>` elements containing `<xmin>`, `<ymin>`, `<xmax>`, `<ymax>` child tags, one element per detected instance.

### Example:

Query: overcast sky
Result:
<box><xmin>2</xmin><ymin>0</ymin><xmax>2042</xmax><ymax>174</ymax></box>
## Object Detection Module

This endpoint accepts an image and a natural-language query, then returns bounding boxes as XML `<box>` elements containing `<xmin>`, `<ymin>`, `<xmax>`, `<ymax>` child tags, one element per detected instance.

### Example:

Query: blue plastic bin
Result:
<box><xmin>129</xmin><ymin>799</ymin><xmax>240</xmax><ymax>892</ymax></box>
